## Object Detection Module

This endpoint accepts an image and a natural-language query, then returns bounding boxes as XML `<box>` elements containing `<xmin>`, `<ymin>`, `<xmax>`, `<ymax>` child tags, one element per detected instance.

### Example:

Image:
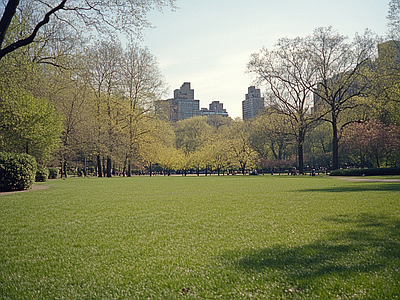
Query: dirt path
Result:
<box><xmin>0</xmin><ymin>184</ymin><xmax>49</xmax><ymax>196</ymax></box>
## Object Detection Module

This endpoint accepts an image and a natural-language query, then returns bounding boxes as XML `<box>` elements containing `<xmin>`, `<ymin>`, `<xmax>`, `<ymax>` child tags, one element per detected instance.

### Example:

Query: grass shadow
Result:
<box><xmin>218</xmin><ymin>213</ymin><xmax>400</xmax><ymax>297</ymax></box>
<box><xmin>296</xmin><ymin>182</ymin><xmax>400</xmax><ymax>193</ymax></box>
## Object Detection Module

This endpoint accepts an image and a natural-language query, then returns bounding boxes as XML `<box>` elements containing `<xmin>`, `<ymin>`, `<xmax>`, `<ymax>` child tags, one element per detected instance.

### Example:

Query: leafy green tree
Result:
<box><xmin>138</xmin><ymin>119</ymin><xmax>175</xmax><ymax>176</ymax></box>
<box><xmin>226</xmin><ymin>120</ymin><xmax>258</xmax><ymax>175</ymax></box>
<box><xmin>174</xmin><ymin>116</ymin><xmax>213</xmax><ymax>154</ymax></box>
<box><xmin>250</xmin><ymin>110</ymin><xmax>295</xmax><ymax>162</ymax></box>
<box><xmin>208</xmin><ymin>137</ymin><xmax>231</xmax><ymax>176</ymax></box>
<box><xmin>157</xmin><ymin>146</ymin><xmax>181</xmax><ymax>176</ymax></box>
<box><xmin>0</xmin><ymin>87</ymin><xmax>62</xmax><ymax>163</ymax></box>
<box><xmin>191</xmin><ymin>147</ymin><xmax>208</xmax><ymax>176</ymax></box>
<box><xmin>304</xmin><ymin>121</ymin><xmax>332</xmax><ymax>168</ymax></box>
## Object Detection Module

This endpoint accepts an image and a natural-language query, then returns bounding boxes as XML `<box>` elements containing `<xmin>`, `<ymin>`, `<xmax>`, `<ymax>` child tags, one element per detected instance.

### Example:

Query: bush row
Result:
<box><xmin>35</xmin><ymin>165</ymin><xmax>49</xmax><ymax>182</ymax></box>
<box><xmin>48</xmin><ymin>167</ymin><xmax>58</xmax><ymax>179</ymax></box>
<box><xmin>0</xmin><ymin>152</ymin><xmax>60</xmax><ymax>192</ymax></box>
<box><xmin>330</xmin><ymin>167</ymin><xmax>400</xmax><ymax>176</ymax></box>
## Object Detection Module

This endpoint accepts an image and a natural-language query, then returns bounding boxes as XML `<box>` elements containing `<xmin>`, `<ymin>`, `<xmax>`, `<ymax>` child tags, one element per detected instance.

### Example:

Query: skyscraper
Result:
<box><xmin>199</xmin><ymin>101</ymin><xmax>229</xmax><ymax>117</ymax></box>
<box><xmin>157</xmin><ymin>82</ymin><xmax>229</xmax><ymax>121</ymax></box>
<box><xmin>165</xmin><ymin>82</ymin><xmax>200</xmax><ymax>122</ymax></box>
<box><xmin>242</xmin><ymin>86</ymin><xmax>265</xmax><ymax>120</ymax></box>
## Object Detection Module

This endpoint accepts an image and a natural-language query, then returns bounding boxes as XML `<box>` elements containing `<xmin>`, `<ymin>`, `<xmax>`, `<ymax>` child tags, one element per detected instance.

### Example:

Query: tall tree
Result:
<box><xmin>249</xmin><ymin>27</ymin><xmax>378</xmax><ymax>171</ymax></box>
<box><xmin>248</xmin><ymin>37</ymin><xmax>318</xmax><ymax>174</ymax></box>
<box><xmin>83</xmin><ymin>40</ymin><xmax>124</xmax><ymax>177</ymax></box>
<box><xmin>309</xmin><ymin>27</ymin><xmax>377</xmax><ymax>170</ymax></box>
<box><xmin>47</xmin><ymin>67</ymin><xmax>96</xmax><ymax>177</ymax></box>
<box><xmin>121</xmin><ymin>43</ymin><xmax>167</xmax><ymax>176</ymax></box>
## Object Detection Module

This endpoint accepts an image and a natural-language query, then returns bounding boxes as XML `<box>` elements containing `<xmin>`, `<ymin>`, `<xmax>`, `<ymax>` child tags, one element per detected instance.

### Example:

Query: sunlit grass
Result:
<box><xmin>0</xmin><ymin>175</ymin><xmax>399</xmax><ymax>299</ymax></box>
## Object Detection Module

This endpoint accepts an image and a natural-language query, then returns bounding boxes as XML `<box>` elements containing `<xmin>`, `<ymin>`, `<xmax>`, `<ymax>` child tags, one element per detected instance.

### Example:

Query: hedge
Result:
<box><xmin>48</xmin><ymin>167</ymin><xmax>58</xmax><ymax>179</ymax></box>
<box><xmin>0</xmin><ymin>152</ymin><xmax>37</xmax><ymax>192</ymax></box>
<box><xmin>330</xmin><ymin>167</ymin><xmax>400</xmax><ymax>176</ymax></box>
<box><xmin>35</xmin><ymin>165</ymin><xmax>49</xmax><ymax>182</ymax></box>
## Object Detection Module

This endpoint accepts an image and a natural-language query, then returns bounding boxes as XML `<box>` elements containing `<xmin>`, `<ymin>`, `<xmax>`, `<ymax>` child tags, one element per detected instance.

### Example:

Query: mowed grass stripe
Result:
<box><xmin>0</xmin><ymin>175</ymin><xmax>399</xmax><ymax>299</ymax></box>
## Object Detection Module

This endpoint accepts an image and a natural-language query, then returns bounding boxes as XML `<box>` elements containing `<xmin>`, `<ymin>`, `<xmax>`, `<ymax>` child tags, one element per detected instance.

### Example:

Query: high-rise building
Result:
<box><xmin>199</xmin><ymin>101</ymin><xmax>229</xmax><ymax>117</ymax></box>
<box><xmin>242</xmin><ymin>86</ymin><xmax>265</xmax><ymax>120</ymax></box>
<box><xmin>164</xmin><ymin>82</ymin><xmax>200</xmax><ymax>122</ymax></box>
<box><xmin>157</xmin><ymin>83</ymin><xmax>229</xmax><ymax>121</ymax></box>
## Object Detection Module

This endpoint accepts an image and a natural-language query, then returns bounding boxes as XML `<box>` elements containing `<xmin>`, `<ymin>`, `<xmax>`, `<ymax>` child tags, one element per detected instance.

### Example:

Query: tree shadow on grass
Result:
<box><xmin>218</xmin><ymin>213</ymin><xmax>400</xmax><ymax>297</ymax></box>
<box><xmin>297</xmin><ymin>182</ymin><xmax>400</xmax><ymax>193</ymax></box>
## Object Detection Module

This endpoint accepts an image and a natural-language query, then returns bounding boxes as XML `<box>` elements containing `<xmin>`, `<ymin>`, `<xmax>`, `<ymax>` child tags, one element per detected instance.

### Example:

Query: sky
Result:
<box><xmin>140</xmin><ymin>0</ymin><xmax>390</xmax><ymax>119</ymax></box>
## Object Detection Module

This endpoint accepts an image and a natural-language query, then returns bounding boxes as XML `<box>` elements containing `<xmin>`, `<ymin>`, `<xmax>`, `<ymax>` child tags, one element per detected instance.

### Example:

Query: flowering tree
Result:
<box><xmin>341</xmin><ymin>120</ymin><xmax>400</xmax><ymax>167</ymax></box>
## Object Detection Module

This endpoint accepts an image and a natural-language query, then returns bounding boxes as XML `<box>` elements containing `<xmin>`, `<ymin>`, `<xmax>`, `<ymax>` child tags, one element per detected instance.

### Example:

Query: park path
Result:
<box><xmin>0</xmin><ymin>184</ymin><xmax>49</xmax><ymax>196</ymax></box>
<box><xmin>337</xmin><ymin>177</ymin><xmax>400</xmax><ymax>183</ymax></box>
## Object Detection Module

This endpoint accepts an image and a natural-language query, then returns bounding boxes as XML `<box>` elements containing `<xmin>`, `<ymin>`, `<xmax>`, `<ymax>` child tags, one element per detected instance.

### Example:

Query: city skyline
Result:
<box><xmin>141</xmin><ymin>0</ymin><xmax>389</xmax><ymax>118</ymax></box>
<box><xmin>159</xmin><ymin>82</ymin><xmax>230</xmax><ymax>122</ymax></box>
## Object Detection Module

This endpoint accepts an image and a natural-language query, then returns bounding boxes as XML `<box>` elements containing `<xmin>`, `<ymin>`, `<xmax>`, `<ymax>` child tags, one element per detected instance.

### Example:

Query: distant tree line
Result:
<box><xmin>1</xmin><ymin>0</ymin><xmax>400</xmax><ymax>177</ymax></box>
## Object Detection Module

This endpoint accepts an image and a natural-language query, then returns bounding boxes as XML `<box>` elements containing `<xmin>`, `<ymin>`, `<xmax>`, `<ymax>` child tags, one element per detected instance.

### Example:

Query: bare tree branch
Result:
<box><xmin>0</xmin><ymin>0</ymin><xmax>67</xmax><ymax>60</ymax></box>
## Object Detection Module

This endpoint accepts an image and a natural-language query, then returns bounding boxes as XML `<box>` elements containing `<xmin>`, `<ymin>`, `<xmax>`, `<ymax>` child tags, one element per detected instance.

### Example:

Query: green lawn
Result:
<box><xmin>0</xmin><ymin>175</ymin><xmax>399</xmax><ymax>299</ymax></box>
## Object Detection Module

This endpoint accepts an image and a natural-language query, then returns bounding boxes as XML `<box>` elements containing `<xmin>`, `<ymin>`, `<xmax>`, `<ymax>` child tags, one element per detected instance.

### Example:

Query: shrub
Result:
<box><xmin>35</xmin><ymin>165</ymin><xmax>49</xmax><ymax>182</ymax></box>
<box><xmin>48</xmin><ymin>167</ymin><xmax>58</xmax><ymax>179</ymax></box>
<box><xmin>0</xmin><ymin>152</ymin><xmax>37</xmax><ymax>191</ymax></box>
<box><xmin>330</xmin><ymin>167</ymin><xmax>400</xmax><ymax>176</ymax></box>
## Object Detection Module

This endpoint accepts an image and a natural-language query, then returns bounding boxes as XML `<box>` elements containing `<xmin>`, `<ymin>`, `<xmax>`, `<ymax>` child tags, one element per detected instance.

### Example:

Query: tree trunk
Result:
<box><xmin>123</xmin><ymin>158</ymin><xmax>126</xmax><ymax>177</ymax></box>
<box><xmin>332</xmin><ymin>116</ymin><xmax>339</xmax><ymax>170</ymax></box>
<box><xmin>63</xmin><ymin>161</ymin><xmax>67</xmax><ymax>178</ymax></box>
<box><xmin>106</xmin><ymin>157</ymin><xmax>112</xmax><ymax>177</ymax></box>
<box><xmin>97</xmin><ymin>155</ymin><xmax>102</xmax><ymax>177</ymax></box>
<box><xmin>297</xmin><ymin>128</ymin><xmax>306</xmax><ymax>175</ymax></box>
<box><xmin>149</xmin><ymin>162</ymin><xmax>152</xmax><ymax>177</ymax></box>
<box><xmin>298</xmin><ymin>143</ymin><xmax>304</xmax><ymax>175</ymax></box>
<box><xmin>83</xmin><ymin>157</ymin><xmax>87</xmax><ymax>176</ymax></box>
<box><xmin>127</xmin><ymin>160</ymin><xmax>131</xmax><ymax>177</ymax></box>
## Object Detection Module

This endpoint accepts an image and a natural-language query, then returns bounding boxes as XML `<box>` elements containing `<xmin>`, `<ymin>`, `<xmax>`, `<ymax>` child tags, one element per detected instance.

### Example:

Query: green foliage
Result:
<box><xmin>35</xmin><ymin>165</ymin><xmax>49</xmax><ymax>182</ymax></box>
<box><xmin>0</xmin><ymin>87</ymin><xmax>63</xmax><ymax>163</ymax></box>
<box><xmin>0</xmin><ymin>152</ymin><xmax>37</xmax><ymax>191</ymax></box>
<box><xmin>330</xmin><ymin>167</ymin><xmax>400</xmax><ymax>176</ymax></box>
<box><xmin>174</xmin><ymin>116</ymin><xmax>213</xmax><ymax>153</ymax></box>
<box><xmin>48</xmin><ymin>167</ymin><xmax>58</xmax><ymax>179</ymax></box>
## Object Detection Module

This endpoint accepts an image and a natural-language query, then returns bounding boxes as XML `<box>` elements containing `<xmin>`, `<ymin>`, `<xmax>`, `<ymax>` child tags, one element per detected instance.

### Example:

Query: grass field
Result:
<box><xmin>0</xmin><ymin>175</ymin><xmax>399</xmax><ymax>299</ymax></box>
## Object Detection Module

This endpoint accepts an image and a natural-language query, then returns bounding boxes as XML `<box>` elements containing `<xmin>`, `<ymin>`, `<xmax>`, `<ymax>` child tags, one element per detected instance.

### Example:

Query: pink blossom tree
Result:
<box><xmin>341</xmin><ymin>120</ymin><xmax>400</xmax><ymax>167</ymax></box>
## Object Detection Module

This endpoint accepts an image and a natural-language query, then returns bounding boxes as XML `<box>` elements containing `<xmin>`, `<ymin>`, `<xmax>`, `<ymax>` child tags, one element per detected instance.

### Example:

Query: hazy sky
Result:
<box><xmin>141</xmin><ymin>0</ymin><xmax>390</xmax><ymax>118</ymax></box>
